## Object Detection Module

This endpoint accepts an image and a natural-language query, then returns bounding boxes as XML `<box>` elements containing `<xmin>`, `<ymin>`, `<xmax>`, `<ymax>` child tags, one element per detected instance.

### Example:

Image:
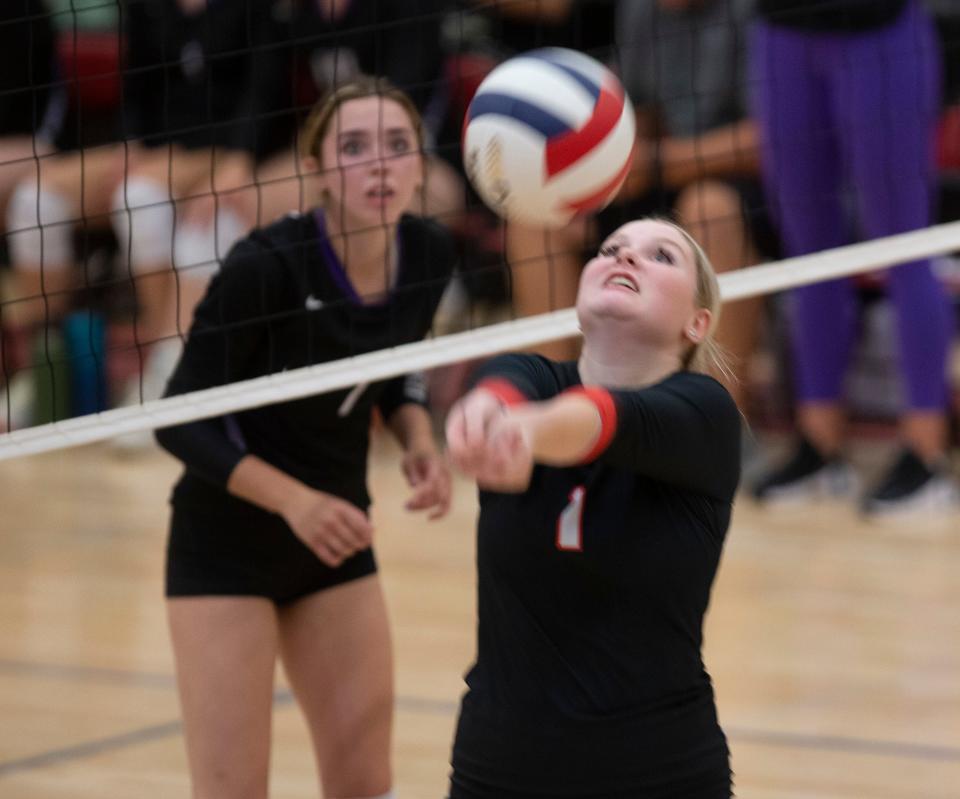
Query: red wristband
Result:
<box><xmin>563</xmin><ymin>386</ymin><xmax>618</xmax><ymax>462</ymax></box>
<box><xmin>477</xmin><ymin>378</ymin><xmax>527</xmax><ymax>407</ymax></box>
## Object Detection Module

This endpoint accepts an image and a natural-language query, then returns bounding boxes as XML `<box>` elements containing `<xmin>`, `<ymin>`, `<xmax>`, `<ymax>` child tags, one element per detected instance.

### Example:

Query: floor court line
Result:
<box><xmin>1</xmin><ymin>687</ymin><xmax>957</xmax><ymax>777</ymax></box>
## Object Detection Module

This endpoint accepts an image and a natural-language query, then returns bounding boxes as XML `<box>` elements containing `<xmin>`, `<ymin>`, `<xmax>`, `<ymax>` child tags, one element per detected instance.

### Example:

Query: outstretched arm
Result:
<box><xmin>446</xmin><ymin>387</ymin><xmax>607</xmax><ymax>491</ymax></box>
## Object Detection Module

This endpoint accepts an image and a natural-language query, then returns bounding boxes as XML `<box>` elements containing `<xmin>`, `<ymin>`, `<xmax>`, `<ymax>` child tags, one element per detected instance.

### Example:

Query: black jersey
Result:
<box><xmin>155</xmin><ymin>211</ymin><xmax>455</xmax><ymax>519</ymax></box>
<box><xmin>450</xmin><ymin>355</ymin><xmax>741</xmax><ymax>797</ymax></box>
<box><xmin>756</xmin><ymin>0</ymin><xmax>908</xmax><ymax>31</ymax></box>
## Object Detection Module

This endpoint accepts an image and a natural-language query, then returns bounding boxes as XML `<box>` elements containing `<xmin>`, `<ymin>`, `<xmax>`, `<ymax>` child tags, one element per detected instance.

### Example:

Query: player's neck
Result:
<box><xmin>578</xmin><ymin>337</ymin><xmax>681</xmax><ymax>389</ymax></box>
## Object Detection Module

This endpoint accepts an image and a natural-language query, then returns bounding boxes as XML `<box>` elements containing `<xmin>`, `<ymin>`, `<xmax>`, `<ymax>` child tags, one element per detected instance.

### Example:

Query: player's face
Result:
<box><xmin>576</xmin><ymin>220</ymin><xmax>704</xmax><ymax>349</ymax></box>
<box><xmin>316</xmin><ymin>97</ymin><xmax>423</xmax><ymax>227</ymax></box>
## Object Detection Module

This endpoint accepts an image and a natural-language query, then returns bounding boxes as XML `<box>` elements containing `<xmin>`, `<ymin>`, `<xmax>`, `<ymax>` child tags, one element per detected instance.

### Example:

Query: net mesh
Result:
<box><xmin>1</xmin><ymin>0</ymin><xmax>958</xmax><ymax>458</ymax></box>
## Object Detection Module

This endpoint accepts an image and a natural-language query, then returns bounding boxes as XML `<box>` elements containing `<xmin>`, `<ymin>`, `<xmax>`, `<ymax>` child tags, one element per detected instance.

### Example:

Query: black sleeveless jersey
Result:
<box><xmin>451</xmin><ymin>354</ymin><xmax>741</xmax><ymax>796</ymax></box>
<box><xmin>155</xmin><ymin>211</ymin><xmax>455</xmax><ymax>517</ymax></box>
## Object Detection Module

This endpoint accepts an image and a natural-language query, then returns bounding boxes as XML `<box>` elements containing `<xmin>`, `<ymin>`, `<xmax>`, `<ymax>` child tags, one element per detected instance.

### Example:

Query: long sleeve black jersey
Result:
<box><xmin>155</xmin><ymin>211</ymin><xmax>455</xmax><ymax>519</ymax></box>
<box><xmin>452</xmin><ymin>354</ymin><xmax>741</xmax><ymax>796</ymax></box>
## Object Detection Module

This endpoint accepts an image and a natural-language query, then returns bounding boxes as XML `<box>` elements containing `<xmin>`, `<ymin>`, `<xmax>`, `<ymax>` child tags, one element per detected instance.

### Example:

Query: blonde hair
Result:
<box><xmin>655</xmin><ymin>218</ymin><xmax>733</xmax><ymax>381</ymax></box>
<box><xmin>300</xmin><ymin>75</ymin><xmax>425</xmax><ymax>165</ymax></box>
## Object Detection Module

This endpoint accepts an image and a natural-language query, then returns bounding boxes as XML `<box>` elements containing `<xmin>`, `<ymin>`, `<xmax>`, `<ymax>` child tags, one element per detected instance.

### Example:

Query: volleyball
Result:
<box><xmin>463</xmin><ymin>47</ymin><xmax>636</xmax><ymax>228</ymax></box>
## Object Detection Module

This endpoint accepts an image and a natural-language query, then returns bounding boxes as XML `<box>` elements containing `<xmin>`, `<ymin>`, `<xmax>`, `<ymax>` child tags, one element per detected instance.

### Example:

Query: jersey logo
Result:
<box><xmin>305</xmin><ymin>294</ymin><xmax>325</xmax><ymax>311</ymax></box>
<box><xmin>556</xmin><ymin>485</ymin><xmax>585</xmax><ymax>552</ymax></box>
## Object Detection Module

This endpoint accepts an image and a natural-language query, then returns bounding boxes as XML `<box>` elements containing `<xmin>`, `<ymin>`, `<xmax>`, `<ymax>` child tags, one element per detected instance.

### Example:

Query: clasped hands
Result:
<box><xmin>445</xmin><ymin>388</ymin><xmax>534</xmax><ymax>492</ymax></box>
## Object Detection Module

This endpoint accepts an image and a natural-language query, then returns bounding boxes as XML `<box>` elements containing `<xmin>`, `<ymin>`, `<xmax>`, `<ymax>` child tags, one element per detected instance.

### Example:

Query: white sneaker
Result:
<box><xmin>861</xmin><ymin>449</ymin><xmax>960</xmax><ymax>518</ymax></box>
<box><xmin>752</xmin><ymin>437</ymin><xmax>859</xmax><ymax>505</ymax></box>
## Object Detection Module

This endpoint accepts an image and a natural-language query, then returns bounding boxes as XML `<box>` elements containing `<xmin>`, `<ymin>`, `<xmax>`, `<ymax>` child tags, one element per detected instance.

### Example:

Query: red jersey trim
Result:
<box><xmin>477</xmin><ymin>378</ymin><xmax>528</xmax><ymax>407</ymax></box>
<box><xmin>563</xmin><ymin>386</ymin><xmax>618</xmax><ymax>463</ymax></box>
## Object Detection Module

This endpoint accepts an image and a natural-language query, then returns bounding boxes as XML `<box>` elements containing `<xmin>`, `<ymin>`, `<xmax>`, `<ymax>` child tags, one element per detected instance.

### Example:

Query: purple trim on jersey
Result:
<box><xmin>750</xmin><ymin>0</ymin><xmax>953</xmax><ymax>409</ymax></box>
<box><xmin>467</xmin><ymin>93</ymin><xmax>573</xmax><ymax>139</ymax></box>
<box><xmin>313</xmin><ymin>209</ymin><xmax>403</xmax><ymax>307</ymax></box>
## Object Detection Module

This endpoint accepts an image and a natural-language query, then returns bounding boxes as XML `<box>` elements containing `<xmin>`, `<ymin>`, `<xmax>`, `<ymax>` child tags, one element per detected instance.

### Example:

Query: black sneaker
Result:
<box><xmin>861</xmin><ymin>449</ymin><xmax>959</xmax><ymax>517</ymax></box>
<box><xmin>752</xmin><ymin>437</ymin><xmax>857</xmax><ymax>504</ymax></box>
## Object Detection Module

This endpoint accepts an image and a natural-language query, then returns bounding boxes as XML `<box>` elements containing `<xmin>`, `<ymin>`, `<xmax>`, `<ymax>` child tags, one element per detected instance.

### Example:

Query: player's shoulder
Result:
<box><xmin>255</xmin><ymin>210</ymin><xmax>318</xmax><ymax>249</ymax></box>
<box><xmin>664</xmin><ymin>370</ymin><xmax>739</xmax><ymax>417</ymax></box>
<box><xmin>223</xmin><ymin>212</ymin><xmax>313</xmax><ymax>270</ymax></box>
<box><xmin>479</xmin><ymin>353</ymin><xmax>574</xmax><ymax>397</ymax></box>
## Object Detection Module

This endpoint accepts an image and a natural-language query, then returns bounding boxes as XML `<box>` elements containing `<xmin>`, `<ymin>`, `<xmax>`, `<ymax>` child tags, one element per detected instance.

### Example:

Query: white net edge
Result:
<box><xmin>2</xmin><ymin>219</ymin><xmax>960</xmax><ymax>461</ymax></box>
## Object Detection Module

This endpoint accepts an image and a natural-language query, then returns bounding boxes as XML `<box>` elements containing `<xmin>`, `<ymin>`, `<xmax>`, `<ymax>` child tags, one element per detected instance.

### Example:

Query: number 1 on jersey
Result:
<box><xmin>556</xmin><ymin>485</ymin><xmax>585</xmax><ymax>552</ymax></box>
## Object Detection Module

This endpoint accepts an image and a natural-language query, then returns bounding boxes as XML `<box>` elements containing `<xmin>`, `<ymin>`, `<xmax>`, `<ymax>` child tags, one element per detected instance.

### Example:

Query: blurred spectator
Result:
<box><xmin>749</xmin><ymin>0</ymin><xmax>958</xmax><ymax>515</ymax></box>
<box><xmin>0</xmin><ymin>0</ymin><xmax>65</xmax><ymax>430</ymax></box>
<box><xmin>0</xmin><ymin>1</ymin><xmax>63</xmax><ymax>230</ymax></box>
<box><xmin>504</xmin><ymin>0</ymin><xmax>768</xmax><ymax>414</ymax></box>
<box><xmin>3</xmin><ymin>0</ymin><xmax>298</xmax><ymax>431</ymax></box>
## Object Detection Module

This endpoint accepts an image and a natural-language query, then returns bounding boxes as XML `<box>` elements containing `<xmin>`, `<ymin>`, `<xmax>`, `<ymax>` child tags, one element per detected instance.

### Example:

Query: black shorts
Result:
<box><xmin>596</xmin><ymin>179</ymin><xmax>781</xmax><ymax>262</ymax></box>
<box><xmin>165</xmin><ymin>506</ymin><xmax>377</xmax><ymax>606</ymax></box>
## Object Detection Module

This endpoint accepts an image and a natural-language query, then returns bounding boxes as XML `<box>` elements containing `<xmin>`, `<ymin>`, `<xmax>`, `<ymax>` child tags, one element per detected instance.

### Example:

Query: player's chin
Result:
<box><xmin>580</xmin><ymin>296</ymin><xmax>638</xmax><ymax>323</ymax></box>
<box><xmin>358</xmin><ymin>193</ymin><xmax>411</xmax><ymax>223</ymax></box>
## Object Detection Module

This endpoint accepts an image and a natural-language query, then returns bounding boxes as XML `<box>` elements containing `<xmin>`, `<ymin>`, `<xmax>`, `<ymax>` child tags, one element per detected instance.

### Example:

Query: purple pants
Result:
<box><xmin>750</xmin><ymin>1</ymin><xmax>953</xmax><ymax>410</ymax></box>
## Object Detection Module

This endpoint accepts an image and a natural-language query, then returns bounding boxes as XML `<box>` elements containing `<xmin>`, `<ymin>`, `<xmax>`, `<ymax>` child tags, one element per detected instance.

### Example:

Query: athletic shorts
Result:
<box><xmin>165</xmin><ymin>506</ymin><xmax>377</xmax><ymax>605</ymax></box>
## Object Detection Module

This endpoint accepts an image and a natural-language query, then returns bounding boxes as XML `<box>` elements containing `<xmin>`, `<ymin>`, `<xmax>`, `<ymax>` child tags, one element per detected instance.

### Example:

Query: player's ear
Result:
<box><xmin>685</xmin><ymin>308</ymin><xmax>711</xmax><ymax>344</ymax></box>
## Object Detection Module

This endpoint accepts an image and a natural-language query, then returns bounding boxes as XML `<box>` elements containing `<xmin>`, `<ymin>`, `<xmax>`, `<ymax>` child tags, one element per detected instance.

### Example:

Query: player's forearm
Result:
<box><xmin>660</xmin><ymin>119</ymin><xmax>759</xmax><ymax>187</ymax></box>
<box><xmin>226</xmin><ymin>454</ymin><xmax>310</xmax><ymax>518</ymax></box>
<box><xmin>387</xmin><ymin>403</ymin><xmax>438</xmax><ymax>454</ymax></box>
<box><xmin>512</xmin><ymin>394</ymin><xmax>602</xmax><ymax>465</ymax></box>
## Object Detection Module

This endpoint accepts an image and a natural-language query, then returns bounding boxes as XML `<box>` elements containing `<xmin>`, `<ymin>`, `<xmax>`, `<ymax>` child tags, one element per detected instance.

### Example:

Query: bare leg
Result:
<box><xmin>675</xmin><ymin>180</ymin><xmax>764</xmax><ymax>411</ymax></box>
<box><xmin>168</xmin><ymin>596</ymin><xmax>279</xmax><ymax>799</ymax></box>
<box><xmin>506</xmin><ymin>218</ymin><xmax>588</xmax><ymax>361</ymax></box>
<box><xmin>797</xmin><ymin>402</ymin><xmax>846</xmax><ymax>457</ymax></box>
<box><xmin>900</xmin><ymin>410</ymin><xmax>948</xmax><ymax>465</ymax></box>
<box><xmin>278</xmin><ymin>574</ymin><xmax>393</xmax><ymax>799</ymax></box>
<box><xmin>0</xmin><ymin>136</ymin><xmax>55</xmax><ymax>227</ymax></box>
<box><xmin>6</xmin><ymin>145</ymin><xmax>122</xmax><ymax>328</ymax></box>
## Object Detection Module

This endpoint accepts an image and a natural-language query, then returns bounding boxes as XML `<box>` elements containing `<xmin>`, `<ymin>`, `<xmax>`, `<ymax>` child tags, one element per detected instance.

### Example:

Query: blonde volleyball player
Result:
<box><xmin>445</xmin><ymin>218</ymin><xmax>739</xmax><ymax>798</ymax></box>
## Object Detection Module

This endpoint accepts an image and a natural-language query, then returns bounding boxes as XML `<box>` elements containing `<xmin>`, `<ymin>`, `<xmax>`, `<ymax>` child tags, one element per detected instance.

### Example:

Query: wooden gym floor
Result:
<box><xmin>0</xmin><ymin>431</ymin><xmax>957</xmax><ymax>798</ymax></box>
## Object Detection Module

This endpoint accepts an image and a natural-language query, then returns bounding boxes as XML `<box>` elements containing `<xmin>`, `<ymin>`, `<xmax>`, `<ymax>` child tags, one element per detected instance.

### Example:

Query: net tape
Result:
<box><xmin>2</xmin><ymin>220</ymin><xmax>959</xmax><ymax>461</ymax></box>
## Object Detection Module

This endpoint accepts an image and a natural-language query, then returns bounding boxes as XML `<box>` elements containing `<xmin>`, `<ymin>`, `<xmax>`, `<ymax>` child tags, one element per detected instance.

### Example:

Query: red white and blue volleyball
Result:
<box><xmin>463</xmin><ymin>48</ymin><xmax>636</xmax><ymax>228</ymax></box>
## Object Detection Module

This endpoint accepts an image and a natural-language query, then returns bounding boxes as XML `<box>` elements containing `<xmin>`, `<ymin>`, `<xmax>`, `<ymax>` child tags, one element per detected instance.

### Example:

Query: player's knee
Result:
<box><xmin>675</xmin><ymin>180</ymin><xmax>742</xmax><ymax>231</ymax></box>
<box><xmin>173</xmin><ymin>207</ymin><xmax>246</xmax><ymax>281</ymax></box>
<box><xmin>6</xmin><ymin>179</ymin><xmax>74</xmax><ymax>269</ymax></box>
<box><xmin>110</xmin><ymin>177</ymin><xmax>175</xmax><ymax>274</ymax></box>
